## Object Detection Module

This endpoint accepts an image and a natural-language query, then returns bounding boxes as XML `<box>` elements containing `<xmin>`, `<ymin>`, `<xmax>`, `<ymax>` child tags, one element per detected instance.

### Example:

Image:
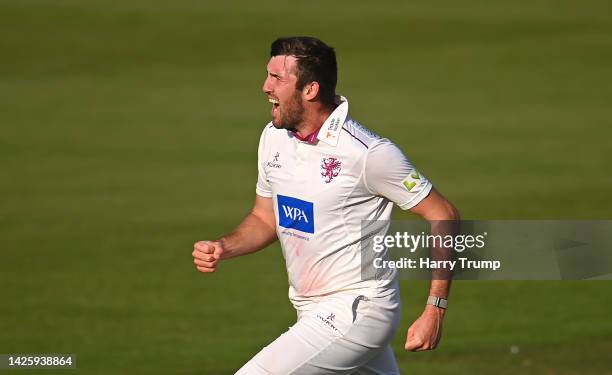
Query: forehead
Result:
<box><xmin>266</xmin><ymin>55</ymin><xmax>298</xmax><ymax>76</ymax></box>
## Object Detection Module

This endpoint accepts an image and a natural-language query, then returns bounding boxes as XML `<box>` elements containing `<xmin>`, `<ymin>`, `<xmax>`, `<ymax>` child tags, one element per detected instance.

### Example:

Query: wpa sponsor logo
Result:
<box><xmin>277</xmin><ymin>195</ymin><xmax>314</xmax><ymax>234</ymax></box>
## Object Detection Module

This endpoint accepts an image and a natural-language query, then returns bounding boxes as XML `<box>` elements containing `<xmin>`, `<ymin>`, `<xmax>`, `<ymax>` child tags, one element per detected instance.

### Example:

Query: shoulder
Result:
<box><xmin>339</xmin><ymin>117</ymin><xmax>382</xmax><ymax>151</ymax></box>
<box><xmin>258</xmin><ymin>122</ymin><xmax>277</xmax><ymax>154</ymax></box>
<box><xmin>259</xmin><ymin>121</ymin><xmax>286</xmax><ymax>143</ymax></box>
<box><xmin>260</xmin><ymin>121</ymin><xmax>275</xmax><ymax>137</ymax></box>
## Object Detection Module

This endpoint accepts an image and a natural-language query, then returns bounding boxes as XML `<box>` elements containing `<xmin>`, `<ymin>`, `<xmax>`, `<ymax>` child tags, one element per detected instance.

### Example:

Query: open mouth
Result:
<box><xmin>269</xmin><ymin>98</ymin><xmax>280</xmax><ymax>116</ymax></box>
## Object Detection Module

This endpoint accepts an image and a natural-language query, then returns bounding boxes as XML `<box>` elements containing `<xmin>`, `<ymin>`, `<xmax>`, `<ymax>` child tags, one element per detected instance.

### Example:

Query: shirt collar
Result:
<box><xmin>316</xmin><ymin>95</ymin><xmax>348</xmax><ymax>147</ymax></box>
<box><xmin>289</xmin><ymin>96</ymin><xmax>349</xmax><ymax>146</ymax></box>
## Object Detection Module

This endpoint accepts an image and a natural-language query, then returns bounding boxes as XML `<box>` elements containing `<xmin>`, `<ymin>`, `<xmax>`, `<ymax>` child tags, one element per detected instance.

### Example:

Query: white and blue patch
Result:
<box><xmin>277</xmin><ymin>195</ymin><xmax>314</xmax><ymax>234</ymax></box>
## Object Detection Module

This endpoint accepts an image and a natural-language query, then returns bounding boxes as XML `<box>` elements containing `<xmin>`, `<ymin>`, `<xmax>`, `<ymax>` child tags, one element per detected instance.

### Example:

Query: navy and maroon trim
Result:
<box><xmin>342</xmin><ymin>127</ymin><xmax>368</xmax><ymax>149</ymax></box>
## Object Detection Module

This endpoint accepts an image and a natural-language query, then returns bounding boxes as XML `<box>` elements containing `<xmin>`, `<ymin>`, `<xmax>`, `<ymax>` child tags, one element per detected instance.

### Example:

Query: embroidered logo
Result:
<box><xmin>267</xmin><ymin>152</ymin><xmax>281</xmax><ymax>169</ymax></box>
<box><xmin>321</xmin><ymin>157</ymin><xmax>341</xmax><ymax>183</ymax></box>
<box><xmin>317</xmin><ymin>312</ymin><xmax>339</xmax><ymax>333</ymax></box>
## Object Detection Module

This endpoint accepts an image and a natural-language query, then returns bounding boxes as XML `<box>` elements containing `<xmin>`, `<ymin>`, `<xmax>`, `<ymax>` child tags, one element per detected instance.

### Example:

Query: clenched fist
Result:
<box><xmin>192</xmin><ymin>241</ymin><xmax>224</xmax><ymax>273</ymax></box>
<box><xmin>405</xmin><ymin>305</ymin><xmax>444</xmax><ymax>351</ymax></box>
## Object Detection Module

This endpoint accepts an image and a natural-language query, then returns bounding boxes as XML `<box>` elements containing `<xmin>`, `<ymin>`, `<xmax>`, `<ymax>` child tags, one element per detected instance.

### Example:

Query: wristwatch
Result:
<box><xmin>426</xmin><ymin>296</ymin><xmax>448</xmax><ymax>309</ymax></box>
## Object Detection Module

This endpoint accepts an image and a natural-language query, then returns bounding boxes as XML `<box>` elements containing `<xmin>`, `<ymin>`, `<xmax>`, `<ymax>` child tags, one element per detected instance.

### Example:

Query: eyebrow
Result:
<box><xmin>267</xmin><ymin>70</ymin><xmax>282</xmax><ymax>79</ymax></box>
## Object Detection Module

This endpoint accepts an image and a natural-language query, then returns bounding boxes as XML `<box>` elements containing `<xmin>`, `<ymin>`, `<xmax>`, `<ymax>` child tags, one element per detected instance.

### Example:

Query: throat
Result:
<box><xmin>291</xmin><ymin>124</ymin><xmax>322</xmax><ymax>144</ymax></box>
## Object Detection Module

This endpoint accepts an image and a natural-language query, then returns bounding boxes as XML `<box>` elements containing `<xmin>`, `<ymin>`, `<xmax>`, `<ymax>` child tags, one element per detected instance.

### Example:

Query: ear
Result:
<box><xmin>302</xmin><ymin>81</ymin><xmax>320</xmax><ymax>101</ymax></box>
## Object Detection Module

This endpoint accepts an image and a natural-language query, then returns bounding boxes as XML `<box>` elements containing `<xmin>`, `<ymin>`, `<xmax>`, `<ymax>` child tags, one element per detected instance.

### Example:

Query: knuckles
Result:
<box><xmin>194</xmin><ymin>241</ymin><xmax>209</xmax><ymax>251</ymax></box>
<box><xmin>193</xmin><ymin>241</ymin><xmax>222</xmax><ymax>274</ymax></box>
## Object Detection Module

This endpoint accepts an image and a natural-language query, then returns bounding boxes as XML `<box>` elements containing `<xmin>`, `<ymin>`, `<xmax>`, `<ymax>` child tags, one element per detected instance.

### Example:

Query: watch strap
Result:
<box><xmin>427</xmin><ymin>296</ymin><xmax>448</xmax><ymax>309</ymax></box>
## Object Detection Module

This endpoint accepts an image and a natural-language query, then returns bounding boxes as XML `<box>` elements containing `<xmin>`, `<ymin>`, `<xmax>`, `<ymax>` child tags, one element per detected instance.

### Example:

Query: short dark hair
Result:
<box><xmin>270</xmin><ymin>37</ymin><xmax>337</xmax><ymax>106</ymax></box>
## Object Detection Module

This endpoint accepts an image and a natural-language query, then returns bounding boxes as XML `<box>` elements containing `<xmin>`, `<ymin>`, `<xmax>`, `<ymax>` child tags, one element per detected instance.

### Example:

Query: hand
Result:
<box><xmin>404</xmin><ymin>305</ymin><xmax>445</xmax><ymax>351</ymax></box>
<box><xmin>192</xmin><ymin>240</ymin><xmax>224</xmax><ymax>273</ymax></box>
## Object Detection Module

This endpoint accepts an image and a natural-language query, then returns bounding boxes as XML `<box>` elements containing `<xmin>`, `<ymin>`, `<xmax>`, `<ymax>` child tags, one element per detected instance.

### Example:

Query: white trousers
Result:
<box><xmin>236</xmin><ymin>288</ymin><xmax>401</xmax><ymax>374</ymax></box>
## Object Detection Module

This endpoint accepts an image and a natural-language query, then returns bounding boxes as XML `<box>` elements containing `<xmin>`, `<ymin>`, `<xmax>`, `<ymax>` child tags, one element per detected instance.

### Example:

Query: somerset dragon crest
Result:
<box><xmin>321</xmin><ymin>157</ymin><xmax>342</xmax><ymax>183</ymax></box>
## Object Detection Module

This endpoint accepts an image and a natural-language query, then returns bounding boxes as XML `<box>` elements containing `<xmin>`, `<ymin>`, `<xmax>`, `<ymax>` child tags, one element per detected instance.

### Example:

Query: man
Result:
<box><xmin>193</xmin><ymin>37</ymin><xmax>459</xmax><ymax>374</ymax></box>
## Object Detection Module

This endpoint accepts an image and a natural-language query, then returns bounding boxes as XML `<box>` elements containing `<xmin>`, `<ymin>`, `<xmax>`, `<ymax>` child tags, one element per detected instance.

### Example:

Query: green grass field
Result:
<box><xmin>1</xmin><ymin>1</ymin><xmax>611</xmax><ymax>374</ymax></box>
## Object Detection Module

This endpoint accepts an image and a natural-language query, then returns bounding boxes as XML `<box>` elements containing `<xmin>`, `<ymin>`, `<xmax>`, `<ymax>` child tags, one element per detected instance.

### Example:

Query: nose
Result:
<box><xmin>262</xmin><ymin>76</ymin><xmax>272</xmax><ymax>95</ymax></box>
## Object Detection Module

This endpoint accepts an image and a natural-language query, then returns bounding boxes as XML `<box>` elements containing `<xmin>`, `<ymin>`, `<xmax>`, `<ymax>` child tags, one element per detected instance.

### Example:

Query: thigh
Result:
<box><xmin>234</xmin><ymin>324</ymin><xmax>323</xmax><ymax>375</ymax></box>
<box><xmin>354</xmin><ymin>346</ymin><xmax>400</xmax><ymax>375</ymax></box>
<box><xmin>235</xmin><ymin>292</ymin><xmax>400</xmax><ymax>375</ymax></box>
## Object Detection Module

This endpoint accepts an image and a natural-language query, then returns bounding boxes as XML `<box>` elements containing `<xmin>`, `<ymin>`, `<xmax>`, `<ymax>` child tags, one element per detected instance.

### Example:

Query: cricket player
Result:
<box><xmin>193</xmin><ymin>36</ymin><xmax>460</xmax><ymax>374</ymax></box>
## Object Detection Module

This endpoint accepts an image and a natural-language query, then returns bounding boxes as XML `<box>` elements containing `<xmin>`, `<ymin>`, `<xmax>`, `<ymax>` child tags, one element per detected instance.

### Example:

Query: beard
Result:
<box><xmin>272</xmin><ymin>90</ymin><xmax>305</xmax><ymax>131</ymax></box>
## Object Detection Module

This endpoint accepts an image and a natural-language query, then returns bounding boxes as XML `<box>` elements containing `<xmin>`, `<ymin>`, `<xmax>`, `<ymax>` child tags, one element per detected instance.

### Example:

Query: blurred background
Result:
<box><xmin>1</xmin><ymin>1</ymin><xmax>611</xmax><ymax>374</ymax></box>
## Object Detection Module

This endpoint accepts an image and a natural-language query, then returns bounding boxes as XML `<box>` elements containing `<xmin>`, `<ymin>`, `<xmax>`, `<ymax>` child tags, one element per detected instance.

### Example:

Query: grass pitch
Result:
<box><xmin>1</xmin><ymin>1</ymin><xmax>611</xmax><ymax>374</ymax></box>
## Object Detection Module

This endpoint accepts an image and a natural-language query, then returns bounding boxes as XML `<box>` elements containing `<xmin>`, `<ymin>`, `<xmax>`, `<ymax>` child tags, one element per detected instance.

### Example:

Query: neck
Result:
<box><xmin>293</xmin><ymin>102</ymin><xmax>337</xmax><ymax>139</ymax></box>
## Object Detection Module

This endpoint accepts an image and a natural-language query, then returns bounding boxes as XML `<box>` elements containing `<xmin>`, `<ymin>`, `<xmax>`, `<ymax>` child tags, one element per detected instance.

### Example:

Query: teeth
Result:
<box><xmin>268</xmin><ymin>98</ymin><xmax>279</xmax><ymax>105</ymax></box>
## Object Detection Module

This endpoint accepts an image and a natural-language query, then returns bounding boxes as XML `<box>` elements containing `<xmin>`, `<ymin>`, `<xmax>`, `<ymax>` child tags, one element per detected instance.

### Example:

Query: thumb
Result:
<box><xmin>405</xmin><ymin>335</ymin><xmax>422</xmax><ymax>351</ymax></box>
<box><xmin>404</xmin><ymin>327</ymin><xmax>416</xmax><ymax>351</ymax></box>
<box><xmin>212</xmin><ymin>241</ymin><xmax>225</xmax><ymax>259</ymax></box>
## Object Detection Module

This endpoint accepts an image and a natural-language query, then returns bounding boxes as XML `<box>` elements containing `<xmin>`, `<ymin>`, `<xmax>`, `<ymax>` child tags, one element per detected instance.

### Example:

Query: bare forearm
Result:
<box><xmin>415</xmin><ymin>190</ymin><xmax>460</xmax><ymax>300</ymax></box>
<box><xmin>218</xmin><ymin>212</ymin><xmax>277</xmax><ymax>259</ymax></box>
<box><xmin>429</xmin><ymin>279</ymin><xmax>451</xmax><ymax>299</ymax></box>
<box><xmin>428</xmin><ymin>219</ymin><xmax>457</xmax><ymax>299</ymax></box>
